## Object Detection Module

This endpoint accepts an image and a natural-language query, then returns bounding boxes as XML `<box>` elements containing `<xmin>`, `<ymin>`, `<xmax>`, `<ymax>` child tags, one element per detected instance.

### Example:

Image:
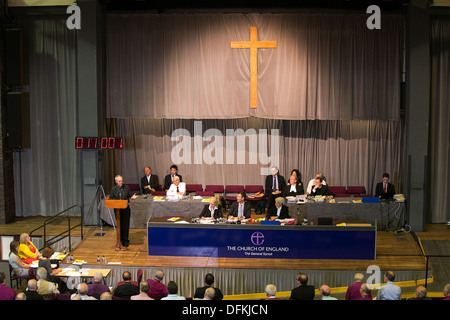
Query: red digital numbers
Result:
<box><xmin>75</xmin><ymin>137</ymin><xmax>123</xmax><ymax>150</ymax></box>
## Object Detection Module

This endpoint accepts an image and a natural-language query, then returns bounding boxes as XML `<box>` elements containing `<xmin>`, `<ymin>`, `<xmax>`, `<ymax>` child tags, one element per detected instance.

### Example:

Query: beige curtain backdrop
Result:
<box><xmin>106</xmin><ymin>13</ymin><xmax>402</xmax><ymax>120</ymax></box>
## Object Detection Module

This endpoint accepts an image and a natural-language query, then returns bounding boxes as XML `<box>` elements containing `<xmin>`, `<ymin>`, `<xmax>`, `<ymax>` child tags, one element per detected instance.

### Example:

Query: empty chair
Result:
<box><xmin>347</xmin><ymin>186</ymin><xmax>366</xmax><ymax>196</ymax></box>
<box><xmin>205</xmin><ymin>185</ymin><xmax>224</xmax><ymax>194</ymax></box>
<box><xmin>195</xmin><ymin>191</ymin><xmax>215</xmax><ymax>197</ymax></box>
<box><xmin>328</xmin><ymin>186</ymin><xmax>347</xmax><ymax>197</ymax></box>
<box><xmin>150</xmin><ymin>191</ymin><xmax>166</xmax><ymax>196</ymax></box>
<box><xmin>244</xmin><ymin>185</ymin><xmax>264</xmax><ymax>200</ymax></box>
<box><xmin>128</xmin><ymin>184</ymin><xmax>140</xmax><ymax>193</ymax></box>
<box><xmin>186</xmin><ymin>184</ymin><xmax>203</xmax><ymax>194</ymax></box>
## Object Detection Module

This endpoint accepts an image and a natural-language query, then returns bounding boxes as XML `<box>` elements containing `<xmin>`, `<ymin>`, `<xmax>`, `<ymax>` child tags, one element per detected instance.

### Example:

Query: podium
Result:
<box><xmin>105</xmin><ymin>199</ymin><xmax>128</xmax><ymax>251</ymax></box>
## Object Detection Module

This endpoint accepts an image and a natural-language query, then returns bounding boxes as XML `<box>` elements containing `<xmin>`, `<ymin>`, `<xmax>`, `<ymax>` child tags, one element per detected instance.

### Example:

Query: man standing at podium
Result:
<box><xmin>110</xmin><ymin>175</ymin><xmax>138</xmax><ymax>249</ymax></box>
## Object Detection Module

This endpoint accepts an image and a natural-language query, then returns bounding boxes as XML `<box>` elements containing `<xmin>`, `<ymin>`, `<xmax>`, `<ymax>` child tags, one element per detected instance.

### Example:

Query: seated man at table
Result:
<box><xmin>283</xmin><ymin>175</ymin><xmax>305</xmax><ymax>197</ymax></box>
<box><xmin>228</xmin><ymin>192</ymin><xmax>251</xmax><ymax>219</ymax></box>
<box><xmin>375</xmin><ymin>172</ymin><xmax>396</xmax><ymax>200</ymax></box>
<box><xmin>264</xmin><ymin>166</ymin><xmax>286</xmax><ymax>212</ymax></box>
<box><xmin>140</xmin><ymin>166</ymin><xmax>159</xmax><ymax>194</ymax></box>
<box><xmin>266</xmin><ymin>197</ymin><xmax>290</xmax><ymax>220</ymax></box>
<box><xmin>310</xmin><ymin>176</ymin><xmax>330</xmax><ymax>197</ymax></box>
<box><xmin>166</xmin><ymin>175</ymin><xmax>186</xmax><ymax>198</ymax></box>
<box><xmin>199</xmin><ymin>196</ymin><xmax>223</xmax><ymax>219</ymax></box>
<box><xmin>164</xmin><ymin>165</ymin><xmax>183</xmax><ymax>191</ymax></box>
<box><xmin>306</xmin><ymin>172</ymin><xmax>327</xmax><ymax>195</ymax></box>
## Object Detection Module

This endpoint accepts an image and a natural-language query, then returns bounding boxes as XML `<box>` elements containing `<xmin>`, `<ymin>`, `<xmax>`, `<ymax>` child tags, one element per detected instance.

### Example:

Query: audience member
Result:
<box><xmin>375</xmin><ymin>271</ymin><xmax>401</xmax><ymax>300</ymax></box>
<box><xmin>443</xmin><ymin>284</ymin><xmax>450</xmax><ymax>300</ymax></box>
<box><xmin>131</xmin><ymin>281</ymin><xmax>153</xmax><ymax>300</ymax></box>
<box><xmin>15</xmin><ymin>292</ymin><xmax>27</xmax><ymax>300</ymax></box>
<box><xmin>24</xmin><ymin>279</ymin><xmax>43</xmax><ymax>300</ymax></box>
<box><xmin>87</xmin><ymin>272</ymin><xmax>110</xmax><ymax>298</ymax></box>
<box><xmin>100</xmin><ymin>292</ymin><xmax>112</xmax><ymax>300</ymax></box>
<box><xmin>194</xmin><ymin>273</ymin><xmax>224</xmax><ymax>300</ymax></box>
<box><xmin>320</xmin><ymin>285</ymin><xmax>337</xmax><ymax>300</ymax></box>
<box><xmin>263</xmin><ymin>284</ymin><xmax>280</xmax><ymax>300</ymax></box>
<box><xmin>202</xmin><ymin>287</ymin><xmax>215</xmax><ymax>300</ymax></box>
<box><xmin>147</xmin><ymin>269</ymin><xmax>169</xmax><ymax>300</ymax></box>
<box><xmin>358</xmin><ymin>283</ymin><xmax>372</xmax><ymax>300</ymax></box>
<box><xmin>289</xmin><ymin>273</ymin><xmax>315</xmax><ymax>300</ymax></box>
<box><xmin>113</xmin><ymin>271</ymin><xmax>139</xmax><ymax>299</ymax></box>
<box><xmin>36</xmin><ymin>267</ymin><xmax>59</xmax><ymax>295</ymax></box>
<box><xmin>161</xmin><ymin>281</ymin><xmax>186</xmax><ymax>300</ymax></box>
<box><xmin>345</xmin><ymin>273</ymin><xmax>372</xmax><ymax>300</ymax></box>
<box><xmin>407</xmin><ymin>286</ymin><xmax>431</xmax><ymax>300</ymax></box>
<box><xmin>71</xmin><ymin>282</ymin><xmax>97</xmax><ymax>300</ymax></box>
<box><xmin>18</xmin><ymin>233</ymin><xmax>41</xmax><ymax>264</ymax></box>
<box><xmin>9</xmin><ymin>240</ymin><xmax>30</xmax><ymax>277</ymax></box>
<box><xmin>0</xmin><ymin>272</ymin><xmax>15</xmax><ymax>300</ymax></box>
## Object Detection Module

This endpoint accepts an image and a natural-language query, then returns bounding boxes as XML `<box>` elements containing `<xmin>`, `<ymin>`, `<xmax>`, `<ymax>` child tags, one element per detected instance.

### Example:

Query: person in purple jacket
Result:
<box><xmin>147</xmin><ymin>269</ymin><xmax>169</xmax><ymax>300</ymax></box>
<box><xmin>0</xmin><ymin>272</ymin><xmax>15</xmax><ymax>300</ymax></box>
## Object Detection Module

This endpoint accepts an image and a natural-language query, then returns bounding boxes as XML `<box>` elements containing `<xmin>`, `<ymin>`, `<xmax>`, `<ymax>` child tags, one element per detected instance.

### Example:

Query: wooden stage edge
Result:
<box><xmin>64</xmin><ymin>224</ymin><xmax>450</xmax><ymax>272</ymax></box>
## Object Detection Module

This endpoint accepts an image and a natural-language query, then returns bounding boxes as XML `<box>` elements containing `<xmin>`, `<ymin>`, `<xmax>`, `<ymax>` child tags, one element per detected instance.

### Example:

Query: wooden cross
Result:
<box><xmin>231</xmin><ymin>27</ymin><xmax>277</xmax><ymax>109</ymax></box>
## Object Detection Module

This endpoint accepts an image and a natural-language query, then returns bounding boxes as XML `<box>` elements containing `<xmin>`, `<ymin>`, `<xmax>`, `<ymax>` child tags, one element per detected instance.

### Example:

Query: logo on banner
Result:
<box><xmin>251</xmin><ymin>232</ymin><xmax>265</xmax><ymax>245</ymax></box>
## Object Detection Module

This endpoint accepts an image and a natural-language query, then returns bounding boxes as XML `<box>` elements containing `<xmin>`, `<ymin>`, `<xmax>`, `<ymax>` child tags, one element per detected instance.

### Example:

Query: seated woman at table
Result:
<box><xmin>9</xmin><ymin>240</ymin><xmax>30</xmax><ymax>276</ymax></box>
<box><xmin>199</xmin><ymin>197</ymin><xmax>223</xmax><ymax>219</ymax></box>
<box><xmin>39</xmin><ymin>246</ymin><xmax>67</xmax><ymax>293</ymax></box>
<box><xmin>266</xmin><ymin>197</ymin><xmax>290</xmax><ymax>220</ymax></box>
<box><xmin>18</xmin><ymin>233</ymin><xmax>41</xmax><ymax>264</ymax></box>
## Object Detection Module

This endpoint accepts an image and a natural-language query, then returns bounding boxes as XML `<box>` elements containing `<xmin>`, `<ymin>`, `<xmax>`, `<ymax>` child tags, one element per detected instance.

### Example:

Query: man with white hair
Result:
<box><xmin>264</xmin><ymin>166</ymin><xmax>286</xmax><ymax>211</ymax></box>
<box><xmin>87</xmin><ymin>272</ymin><xmax>110</xmax><ymax>298</ymax></box>
<box><xmin>166</xmin><ymin>175</ymin><xmax>186</xmax><ymax>198</ymax></box>
<box><xmin>263</xmin><ymin>284</ymin><xmax>280</xmax><ymax>300</ymax></box>
<box><xmin>345</xmin><ymin>273</ymin><xmax>372</xmax><ymax>300</ymax></box>
<box><xmin>71</xmin><ymin>282</ymin><xmax>97</xmax><ymax>300</ymax></box>
<box><xmin>36</xmin><ymin>267</ymin><xmax>59</xmax><ymax>295</ymax></box>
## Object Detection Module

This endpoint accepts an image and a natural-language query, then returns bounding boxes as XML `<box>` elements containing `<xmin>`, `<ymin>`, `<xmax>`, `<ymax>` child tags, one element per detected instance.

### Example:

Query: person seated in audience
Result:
<box><xmin>264</xmin><ymin>166</ymin><xmax>286</xmax><ymax>211</ymax></box>
<box><xmin>71</xmin><ymin>283</ymin><xmax>97</xmax><ymax>300</ymax></box>
<box><xmin>161</xmin><ymin>281</ymin><xmax>186</xmax><ymax>300</ymax></box>
<box><xmin>199</xmin><ymin>196</ymin><xmax>223</xmax><ymax>219</ymax></box>
<box><xmin>39</xmin><ymin>247</ymin><xmax>62</xmax><ymax>280</ymax></box>
<box><xmin>87</xmin><ymin>272</ymin><xmax>110</xmax><ymax>299</ymax></box>
<box><xmin>15</xmin><ymin>292</ymin><xmax>26</xmax><ymax>300</ymax></box>
<box><xmin>320</xmin><ymin>285</ymin><xmax>337</xmax><ymax>300</ymax></box>
<box><xmin>262</xmin><ymin>284</ymin><xmax>280</xmax><ymax>300</ymax></box>
<box><xmin>375</xmin><ymin>172</ymin><xmax>396</xmax><ymax>199</ymax></box>
<box><xmin>407</xmin><ymin>286</ymin><xmax>431</xmax><ymax>300</ymax></box>
<box><xmin>266</xmin><ymin>197</ymin><xmax>290</xmax><ymax>220</ymax></box>
<box><xmin>35</xmin><ymin>267</ymin><xmax>59</xmax><ymax>296</ymax></box>
<box><xmin>201</xmin><ymin>287</ymin><xmax>215</xmax><ymax>300</ymax></box>
<box><xmin>9</xmin><ymin>240</ymin><xmax>30</xmax><ymax>277</ymax></box>
<box><xmin>194</xmin><ymin>273</ymin><xmax>223</xmax><ymax>300</ymax></box>
<box><xmin>166</xmin><ymin>175</ymin><xmax>186</xmax><ymax>198</ymax></box>
<box><xmin>131</xmin><ymin>281</ymin><xmax>153</xmax><ymax>300</ymax></box>
<box><xmin>306</xmin><ymin>172</ymin><xmax>327</xmax><ymax>195</ymax></box>
<box><xmin>0</xmin><ymin>272</ymin><xmax>15</xmax><ymax>300</ymax></box>
<box><xmin>100</xmin><ymin>292</ymin><xmax>112</xmax><ymax>300</ymax></box>
<box><xmin>283</xmin><ymin>174</ymin><xmax>304</xmax><ymax>197</ymax></box>
<box><xmin>358</xmin><ymin>284</ymin><xmax>372</xmax><ymax>300</ymax></box>
<box><xmin>24</xmin><ymin>279</ymin><xmax>43</xmax><ymax>300</ymax></box>
<box><xmin>310</xmin><ymin>176</ymin><xmax>330</xmax><ymax>196</ymax></box>
<box><xmin>228</xmin><ymin>192</ymin><xmax>251</xmax><ymax>220</ymax></box>
<box><xmin>141</xmin><ymin>166</ymin><xmax>159</xmax><ymax>194</ymax></box>
<box><xmin>164</xmin><ymin>165</ymin><xmax>182</xmax><ymax>191</ymax></box>
<box><xmin>345</xmin><ymin>273</ymin><xmax>372</xmax><ymax>300</ymax></box>
<box><xmin>18</xmin><ymin>233</ymin><xmax>41</xmax><ymax>264</ymax></box>
<box><xmin>375</xmin><ymin>271</ymin><xmax>401</xmax><ymax>300</ymax></box>
<box><xmin>113</xmin><ymin>271</ymin><xmax>139</xmax><ymax>299</ymax></box>
<box><xmin>443</xmin><ymin>284</ymin><xmax>450</xmax><ymax>300</ymax></box>
<box><xmin>289</xmin><ymin>273</ymin><xmax>315</xmax><ymax>300</ymax></box>
<box><xmin>147</xmin><ymin>269</ymin><xmax>169</xmax><ymax>300</ymax></box>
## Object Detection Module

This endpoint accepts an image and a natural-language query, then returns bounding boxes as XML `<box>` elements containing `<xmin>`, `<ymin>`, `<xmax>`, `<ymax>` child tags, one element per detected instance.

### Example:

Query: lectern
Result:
<box><xmin>105</xmin><ymin>199</ymin><xmax>128</xmax><ymax>251</ymax></box>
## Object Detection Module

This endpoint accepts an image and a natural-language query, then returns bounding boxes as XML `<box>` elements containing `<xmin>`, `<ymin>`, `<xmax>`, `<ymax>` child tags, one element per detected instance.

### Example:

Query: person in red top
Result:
<box><xmin>146</xmin><ymin>269</ymin><xmax>169</xmax><ymax>300</ymax></box>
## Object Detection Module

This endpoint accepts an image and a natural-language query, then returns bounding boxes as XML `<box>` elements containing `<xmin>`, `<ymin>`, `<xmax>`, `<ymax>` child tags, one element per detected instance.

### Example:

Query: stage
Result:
<box><xmin>1</xmin><ymin>217</ymin><xmax>448</xmax><ymax>299</ymax></box>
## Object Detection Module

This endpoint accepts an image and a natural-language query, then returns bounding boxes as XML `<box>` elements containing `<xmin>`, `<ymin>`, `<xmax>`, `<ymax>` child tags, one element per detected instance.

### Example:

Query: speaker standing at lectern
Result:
<box><xmin>110</xmin><ymin>175</ymin><xmax>138</xmax><ymax>248</ymax></box>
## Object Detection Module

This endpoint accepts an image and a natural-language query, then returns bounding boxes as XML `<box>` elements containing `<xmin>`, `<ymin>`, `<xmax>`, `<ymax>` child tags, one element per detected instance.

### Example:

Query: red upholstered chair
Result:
<box><xmin>328</xmin><ymin>186</ymin><xmax>347</xmax><ymax>197</ymax></box>
<box><xmin>150</xmin><ymin>190</ymin><xmax>166</xmax><ymax>196</ymax></box>
<box><xmin>205</xmin><ymin>185</ymin><xmax>224</xmax><ymax>194</ymax></box>
<box><xmin>9</xmin><ymin>263</ymin><xmax>29</xmax><ymax>289</ymax></box>
<box><xmin>347</xmin><ymin>186</ymin><xmax>367</xmax><ymax>196</ymax></box>
<box><xmin>244</xmin><ymin>185</ymin><xmax>264</xmax><ymax>200</ymax></box>
<box><xmin>186</xmin><ymin>184</ymin><xmax>203</xmax><ymax>194</ymax></box>
<box><xmin>128</xmin><ymin>184</ymin><xmax>140</xmax><ymax>193</ymax></box>
<box><xmin>224</xmin><ymin>185</ymin><xmax>245</xmax><ymax>209</ymax></box>
<box><xmin>137</xmin><ymin>268</ymin><xmax>143</xmax><ymax>284</ymax></box>
<box><xmin>195</xmin><ymin>191</ymin><xmax>215</xmax><ymax>197</ymax></box>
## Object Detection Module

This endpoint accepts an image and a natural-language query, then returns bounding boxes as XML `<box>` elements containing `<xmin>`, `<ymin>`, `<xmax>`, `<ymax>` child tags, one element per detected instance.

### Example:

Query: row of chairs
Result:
<box><xmin>328</xmin><ymin>186</ymin><xmax>369</xmax><ymax>197</ymax></box>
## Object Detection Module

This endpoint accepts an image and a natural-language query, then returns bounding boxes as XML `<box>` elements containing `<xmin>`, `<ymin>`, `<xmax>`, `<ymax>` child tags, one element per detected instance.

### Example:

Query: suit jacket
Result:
<box><xmin>375</xmin><ymin>182</ymin><xmax>395</xmax><ymax>199</ymax></box>
<box><xmin>164</xmin><ymin>174</ymin><xmax>182</xmax><ymax>190</ymax></box>
<box><xmin>290</xmin><ymin>285</ymin><xmax>316</xmax><ymax>300</ymax></box>
<box><xmin>310</xmin><ymin>184</ymin><xmax>330</xmax><ymax>196</ymax></box>
<box><xmin>194</xmin><ymin>285</ymin><xmax>223</xmax><ymax>300</ymax></box>
<box><xmin>283</xmin><ymin>183</ymin><xmax>305</xmax><ymax>197</ymax></box>
<box><xmin>140</xmin><ymin>174</ymin><xmax>159</xmax><ymax>194</ymax></box>
<box><xmin>266</xmin><ymin>205</ymin><xmax>290</xmax><ymax>220</ymax></box>
<box><xmin>110</xmin><ymin>185</ymin><xmax>134</xmax><ymax>202</ymax></box>
<box><xmin>264</xmin><ymin>174</ymin><xmax>286</xmax><ymax>197</ymax></box>
<box><xmin>228</xmin><ymin>201</ymin><xmax>251</xmax><ymax>219</ymax></box>
<box><xmin>199</xmin><ymin>204</ymin><xmax>223</xmax><ymax>219</ymax></box>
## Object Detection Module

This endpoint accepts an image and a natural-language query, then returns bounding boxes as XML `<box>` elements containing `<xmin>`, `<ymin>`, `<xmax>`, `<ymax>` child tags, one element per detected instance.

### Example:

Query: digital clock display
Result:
<box><xmin>75</xmin><ymin>137</ymin><xmax>123</xmax><ymax>150</ymax></box>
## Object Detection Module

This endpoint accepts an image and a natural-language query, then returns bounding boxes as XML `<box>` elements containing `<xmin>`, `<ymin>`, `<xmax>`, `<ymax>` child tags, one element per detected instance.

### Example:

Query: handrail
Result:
<box><xmin>29</xmin><ymin>205</ymin><xmax>84</xmax><ymax>252</ymax></box>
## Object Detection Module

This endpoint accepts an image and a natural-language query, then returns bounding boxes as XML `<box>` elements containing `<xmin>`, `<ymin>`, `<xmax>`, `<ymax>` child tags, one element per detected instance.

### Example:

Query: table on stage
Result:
<box><xmin>99</xmin><ymin>195</ymin><xmax>405</xmax><ymax>230</ymax></box>
<box><xmin>147</xmin><ymin>217</ymin><xmax>377</xmax><ymax>260</ymax></box>
<box><xmin>56</xmin><ymin>268</ymin><xmax>112</xmax><ymax>285</ymax></box>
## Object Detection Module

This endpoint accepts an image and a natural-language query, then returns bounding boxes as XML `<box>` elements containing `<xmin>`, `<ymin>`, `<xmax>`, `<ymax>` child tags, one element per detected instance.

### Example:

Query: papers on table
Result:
<box><xmin>192</xmin><ymin>196</ymin><xmax>203</xmax><ymax>200</ymax></box>
<box><xmin>202</xmin><ymin>198</ymin><xmax>211</xmax><ymax>202</ymax></box>
<box><xmin>167</xmin><ymin>217</ymin><xmax>181</xmax><ymax>221</ymax></box>
<box><xmin>59</xmin><ymin>267</ymin><xmax>91</xmax><ymax>277</ymax></box>
<box><xmin>153</xmin><ymin>196</ymin><xmax>165</xmax><ymax>201</ymax></box>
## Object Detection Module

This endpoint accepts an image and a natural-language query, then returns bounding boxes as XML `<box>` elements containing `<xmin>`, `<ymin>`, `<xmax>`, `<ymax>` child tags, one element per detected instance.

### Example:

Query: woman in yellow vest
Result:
<box><xmin>18</xmin><ymin>233</ymin><xmax>41</xmax><ymax>264</ymax></box>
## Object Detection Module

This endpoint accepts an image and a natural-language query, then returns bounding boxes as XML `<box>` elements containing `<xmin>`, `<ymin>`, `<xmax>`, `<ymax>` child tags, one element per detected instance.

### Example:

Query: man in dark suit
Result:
<box><xmin>164</xmin><ymin>165</ymin><xmax>182</xmax><ymax>191</ymax></box>
<box><xmin>264</xmin><ymin>166</ymin><xmax>286</xmax><ymax>211</ymax></box>
<box><xmin>310</xmin><ymin>176</ymin><xmax>330</xmax><ymax>196</ymax></box>
<box><xmin>375</xmin><ymin>172</ymin><xmax>396</xmax><ymax>199</ymax></box>
<box><xmin>228</xmin><ymin>192</ymin><xmax>251</xmax><ymax>219</ymax></box>
<box><xmin>194</xmin><ymin>273</ymin><xmax>223</xmax><ymax>300</ymax></box>
<box><xmin>266</xmin><ymin>197</ymin><xmax>290</xmax><ymax>220</ymax></box>
<box><xmin>290</xmin><ymin>273</ymin><xmax>315</xmax><ymax>300</ymax></box>
<box><xmin>283</xmin><ymin>175</ymin><xmax>305</xmax><ymax>197</ymax></box>
<box><xmin>140</xmin><ymin>166</ymin><xmax>159</xmax><ymax>194</ymax></box>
